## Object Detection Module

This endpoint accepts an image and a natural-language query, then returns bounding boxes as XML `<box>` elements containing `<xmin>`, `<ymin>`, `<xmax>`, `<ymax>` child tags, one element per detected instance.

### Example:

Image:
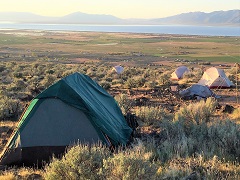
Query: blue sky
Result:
<box><xmin>1</xmin><ymin>0</ymin><xmax>239</xmax><ymax>18</ymax></box>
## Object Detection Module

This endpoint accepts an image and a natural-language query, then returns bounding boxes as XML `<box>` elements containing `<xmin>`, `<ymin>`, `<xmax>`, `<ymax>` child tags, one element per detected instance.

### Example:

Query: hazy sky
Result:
<box><xmin>1</xmin><ymin>0</ymin><xmax>239</xmax><ymax>18</ymax></box>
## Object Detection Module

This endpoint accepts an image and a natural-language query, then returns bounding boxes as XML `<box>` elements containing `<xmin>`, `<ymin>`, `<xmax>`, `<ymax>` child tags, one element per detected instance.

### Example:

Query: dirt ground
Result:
<box><xmin>213</xmin><ymin>88</ymin><xmax>239</xmax><ymax>107</ymax></box>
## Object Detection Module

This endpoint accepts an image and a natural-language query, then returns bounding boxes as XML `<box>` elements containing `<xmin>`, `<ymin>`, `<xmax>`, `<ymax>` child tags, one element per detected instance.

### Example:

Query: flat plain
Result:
<box><xmin>0</xmin><ymin>30</ymin><xmax>239</xmax><ymax>64</ymax></box>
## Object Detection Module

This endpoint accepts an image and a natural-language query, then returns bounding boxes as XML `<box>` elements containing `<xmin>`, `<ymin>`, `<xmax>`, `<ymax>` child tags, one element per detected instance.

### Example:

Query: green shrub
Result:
<box><xmin>13</xmin><ymin>79</ymin><xmax>27</xmax><ymax>91</ymax></box>
<box><xmin>0</xmin><ymin>65</ymin><xmax>6</xmax><ymax>72</ymax></box>
<box><xmin>40</xmin><ymin>74</ymin><xmax>57</xmax><ymax>88</ymax></box>
<box><xmin>104</xmin><ymin>77</ymin><xmax>113</xmax><ymax>83</ymax></box>
<box><xmin>135</xmin><ymin>106</ymin><xmax>166</xmax><ymax>126</ymax></box>
<box><xmin>159</xmin><ymin>73</ymin><xmax>171</xmax><ymax>86</ymax></box>
<box><xmin>99</xmin><ymin>81</ymin><xmax>111</xmax><ymax>90</ymax></box>
<box><xmin>134</xmin><ymin>77</ymin><xmax>146</xmax><ymax>87</ymax></box>
<box><xmin>102</xmin><ymin>149</ymin><xmax>158</xmax><ymax>180</ymax></box>
<box><xmin>174</xmin><ymin>97</ymin><xmax>217</xmax><ymax>125</ymax></box>
<box><xmin>13</xmin><ymin>72</ymin><xmax>23</xmax><ymax>78</ymax></box>
<box><xmin>124</xmin><ymin>78</ymin><xmax>138</xmax><ymax>89</ymax></box>
<box><xmin>111</xmin><ymin>79</ymin><xmax>123</xmax><ymax>86</ymax></box>
<box><xmin>44</xmin><ymin>143</ymin><xmax>159</xmax><ymax>180</ymax></box>
<box><xmin>207</xmin><ymin>120</ymin><xmax>240</xmax><ymax>160</ymax></box>
<box><xmin>0</xmin><ymin>96</ymin><xmax>22</xmax><ymax>120</ymax></box>
<box><xmin>144</xmin><ymin>81</ymin><xmax>158</xmax><ymax>88</ymax></box>
<box><xmin>45</xmin><ymin>69</ymin><xmax>55</xmax><ymax>74</ymax></box>
<box><xmin>44</xmin><ymin>144</ymin><xmax>111</xmax><ymax>180</ymax></box>
<box><xmin>114</xmin><ymin>94</ymin><xmax>134</xmax><ymax>115</ymax></box>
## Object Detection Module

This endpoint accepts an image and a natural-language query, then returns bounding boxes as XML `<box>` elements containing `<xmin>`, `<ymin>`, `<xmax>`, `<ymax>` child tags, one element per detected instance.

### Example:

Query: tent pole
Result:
<box><xmin>236</xmin><ymin>63</ymin><xmax>239</xmax><ymax>104</ymax></box>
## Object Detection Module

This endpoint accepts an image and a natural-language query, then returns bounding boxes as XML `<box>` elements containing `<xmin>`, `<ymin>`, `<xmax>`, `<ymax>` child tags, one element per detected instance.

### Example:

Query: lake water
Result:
<box><xmin>0</xmin><ymin>23</ymin><xmax>239</xmax><ymax>36</ymax></box>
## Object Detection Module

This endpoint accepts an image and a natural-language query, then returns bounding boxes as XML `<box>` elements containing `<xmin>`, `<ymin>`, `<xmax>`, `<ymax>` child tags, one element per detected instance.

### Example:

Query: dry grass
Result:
<box><xmin>231</xmin><ymin>107</ymin><xmax>240</xmax><ymax>123</ymax></box>
<box><xmin>0</xmin><ymin>167</ymin><xmax>43</xmax><ymax>180</ymax></box>
<box><xmin>0</xmin><ymin>121</ymin><xmax>17</xmax><ymax>153</ymax></box>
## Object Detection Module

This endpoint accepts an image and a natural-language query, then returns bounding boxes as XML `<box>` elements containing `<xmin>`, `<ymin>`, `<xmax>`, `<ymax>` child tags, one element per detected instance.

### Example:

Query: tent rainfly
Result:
<box><xmin>0</xmin><ymin>73</ymin><xmax>132</xmax><ymax>167</ymax></box>
<box><xmin>179</xmin><ymin>84</ymin><xmax>215</xmax><ymax>99</ymax></box>
<box><xmin>171</xmin><ymin>66</ymin><xmax>189</xmax><ymax>80</ymax></box>
<box><xmin>198</xmin><ymin>67</ymin><xmax>234</xmax><ymax>88</ymax></box>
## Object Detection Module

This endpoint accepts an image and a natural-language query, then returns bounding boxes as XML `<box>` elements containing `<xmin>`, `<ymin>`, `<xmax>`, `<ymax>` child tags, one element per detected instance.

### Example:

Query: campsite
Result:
<box><xmin>0</xmin><ymin>30</ymin><xmax>239</xmax><ymax>179</ymax></box>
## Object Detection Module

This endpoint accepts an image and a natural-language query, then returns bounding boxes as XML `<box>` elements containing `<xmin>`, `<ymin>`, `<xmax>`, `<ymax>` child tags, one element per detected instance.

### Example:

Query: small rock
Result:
<box><xmin>221</xmin><ymin>104</ymin><xmax>234</xmax><ymax>114</ymax></box>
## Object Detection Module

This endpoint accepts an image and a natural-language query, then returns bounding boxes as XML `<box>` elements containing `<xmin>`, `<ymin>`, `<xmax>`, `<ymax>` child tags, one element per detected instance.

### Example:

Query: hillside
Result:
<box><xmin>151</xmin><ymin>10</ymin><xmax>240</xmax><ymax>25</ymax></box>
<box><xmin>0</xmin><ymin>10</ymin><xmax>239</xmax><ymax>26</ymax></box>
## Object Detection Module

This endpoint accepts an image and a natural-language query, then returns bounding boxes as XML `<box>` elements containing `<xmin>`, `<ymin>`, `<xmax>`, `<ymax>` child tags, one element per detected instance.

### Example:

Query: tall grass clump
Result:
<box><xmin>135</xmin><ymin>106</ymin><xmax>166</xmax><ymax>126</ymax></box>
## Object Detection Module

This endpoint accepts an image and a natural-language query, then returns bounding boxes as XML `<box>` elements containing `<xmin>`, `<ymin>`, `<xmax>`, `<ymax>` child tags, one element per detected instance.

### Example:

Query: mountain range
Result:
<box><xmin>0</xmin><ymin>10</ymin><xmax>239</xmax><ymax>26</ymax></box>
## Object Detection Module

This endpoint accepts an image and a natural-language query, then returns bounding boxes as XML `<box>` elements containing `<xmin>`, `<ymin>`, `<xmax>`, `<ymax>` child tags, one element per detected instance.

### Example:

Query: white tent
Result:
<box><xmin>198</xmin><ymin>67</ymin><xmax>234</xmax><ymax>88</ymax></box>
<box><xmin>113</xmin><ymin>65</ymin><xmax>124</xmax><ymax>74</ymax></box>
<box><xmin>171</xmin><ymin>66</ymin><xmax>189</xmax><ymax>80</ymax></box>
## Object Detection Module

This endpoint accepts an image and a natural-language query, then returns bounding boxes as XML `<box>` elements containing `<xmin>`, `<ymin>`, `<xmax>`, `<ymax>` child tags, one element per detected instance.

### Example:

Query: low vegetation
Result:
<box><xmin>0</xmin><ymin>30</ymin><xmax>239</xmax><ymax>179</ymax></box>
<box><xmin>40</xmin><ymin>108</ymin><xmax>240</xmax><ymax>179</ymax></box>
<box><xmin>1</xmin><ymin>96</ymin><xmax>239</xmax><ymax>179</ymax></box>
<box><xmin>42</xmin><ymin>97</ymin><xmax>240</xmax><ymax>179</ymax></box>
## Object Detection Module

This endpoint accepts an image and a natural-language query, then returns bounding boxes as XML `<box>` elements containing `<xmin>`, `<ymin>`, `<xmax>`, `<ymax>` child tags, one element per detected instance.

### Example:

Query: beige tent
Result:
<box><xmin>198</xmin><ymin>67</ymin><xmax>234</xmax><ymax>88</ymax></box>
<box><xmin>171</xmin><ymin>66</ymin><xmax>189</xmax><ymax>80</ymax></box>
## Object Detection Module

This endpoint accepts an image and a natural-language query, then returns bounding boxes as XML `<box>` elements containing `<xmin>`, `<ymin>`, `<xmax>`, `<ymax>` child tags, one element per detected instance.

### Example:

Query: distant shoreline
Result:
<box><xmin>0</xmin><ymin>23</ymin><xmax>239</xmax><ymax>36</ymax></box>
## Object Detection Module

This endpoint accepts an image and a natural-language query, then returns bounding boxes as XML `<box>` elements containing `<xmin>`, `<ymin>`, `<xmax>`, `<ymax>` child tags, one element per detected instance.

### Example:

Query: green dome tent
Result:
<box><xmin>0</xmin><ymin>73</ymin><xmax>132</xmax><ymax>166</ymax></box>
